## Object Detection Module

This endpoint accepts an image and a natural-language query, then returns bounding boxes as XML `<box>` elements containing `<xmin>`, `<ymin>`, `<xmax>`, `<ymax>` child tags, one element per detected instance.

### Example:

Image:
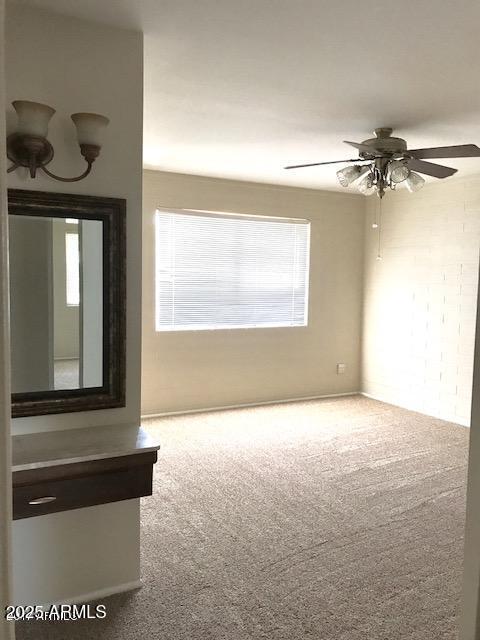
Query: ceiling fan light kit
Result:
<box><xmin>285</xmin><ymin>127</ymin><xmax>480</xmax><ymax>199</ymax></box>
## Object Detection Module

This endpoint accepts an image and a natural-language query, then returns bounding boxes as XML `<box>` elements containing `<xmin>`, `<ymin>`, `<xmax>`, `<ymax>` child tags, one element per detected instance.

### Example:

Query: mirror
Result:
<box><xmin>10</xmin><ymin>216</ymin><xmax>103</xmax><ymax>393</ymax></box>
<box><xmin>8</xmin><ymin>190</ymin><xmax>126</xmax><ymax>417</ymax></box>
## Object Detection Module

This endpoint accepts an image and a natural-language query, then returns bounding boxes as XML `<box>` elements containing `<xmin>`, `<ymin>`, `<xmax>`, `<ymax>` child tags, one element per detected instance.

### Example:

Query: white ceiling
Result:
<box><xmin>11</xmin><ymin>0</ymin><xmax>480</xmax><ymax>190</ymax></box>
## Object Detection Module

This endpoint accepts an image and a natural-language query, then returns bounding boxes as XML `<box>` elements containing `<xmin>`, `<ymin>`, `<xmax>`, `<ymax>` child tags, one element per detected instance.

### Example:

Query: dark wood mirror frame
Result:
<box><xmin>8</xmin><ymin>189</ymin><xmax>126</xmax><ymax>417</ymax></box>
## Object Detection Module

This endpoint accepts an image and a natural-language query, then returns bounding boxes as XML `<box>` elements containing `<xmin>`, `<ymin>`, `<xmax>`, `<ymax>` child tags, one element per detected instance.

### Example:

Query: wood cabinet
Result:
<box><xmin>12</xmin><ymin>424</ymin><xmax>159</xmax><ymax>520</ymax></box>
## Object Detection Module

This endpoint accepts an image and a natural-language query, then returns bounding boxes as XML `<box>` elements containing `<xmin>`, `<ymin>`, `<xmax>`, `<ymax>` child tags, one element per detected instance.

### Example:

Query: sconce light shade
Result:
<box><xmin>71</xmin><ymin>113</ymin><xmax>109</xmax><ymax>147</ymax></box>
<box><xmin>12</xmin><ymin>100</ymin><xmax>55</xmax><ymax>137</ymax></box>
<box><xmin>7</xmin><ymin>101</ymin><xmax>108</xmax><ymax>182</ymax></box>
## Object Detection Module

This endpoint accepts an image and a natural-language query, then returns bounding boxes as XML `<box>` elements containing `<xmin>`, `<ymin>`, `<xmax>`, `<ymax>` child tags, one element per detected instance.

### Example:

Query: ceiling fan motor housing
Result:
<box><xmin>360</xmin><ymin>127</ymin><xmax>407</xmax><ymax>158</ymax></box>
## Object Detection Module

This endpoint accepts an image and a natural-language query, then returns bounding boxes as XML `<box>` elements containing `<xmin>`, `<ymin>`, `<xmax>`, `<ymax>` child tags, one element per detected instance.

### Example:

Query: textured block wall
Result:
<box><xmin>363</xmin><ymin>178</ymin><xmax>480</xmax><ymax>426</ymax></box>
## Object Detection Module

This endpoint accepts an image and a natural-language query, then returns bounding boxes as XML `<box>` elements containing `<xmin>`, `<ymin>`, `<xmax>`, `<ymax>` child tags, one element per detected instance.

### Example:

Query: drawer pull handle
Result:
<box><xmin>28</xmin><ymin>496</ymin><xmax>57</xmax><ymax>505</ymax></box>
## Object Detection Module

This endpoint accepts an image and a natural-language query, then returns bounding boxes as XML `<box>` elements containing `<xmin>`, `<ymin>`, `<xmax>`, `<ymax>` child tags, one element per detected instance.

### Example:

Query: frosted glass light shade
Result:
<box><xmin>389</xmin><ymin>160</ymin><xmax>410</xmax><ymax>183</ymax></box>
<box><xmin>336</xmin><ymin>165</ymin><xmax>368</xmax><ymax>187</ymax></box>
<box><xmin>357</xmin><ymin>174</ymin><xmax>375</xmax><ymax>195</ymax></box>
<box><xmin>405</xmin><ymin>171</ymin><xmax>425</xmax><ymax>192</ymax></box>
<box><xmin>12</xmin><ymin>100</ymin><xmax>55</xmax><ymax>137</ymax></box>
<box><xmin>71</xmin><ymin>112</ymin><xmax>109</xmax><ymax>146</ymax></box>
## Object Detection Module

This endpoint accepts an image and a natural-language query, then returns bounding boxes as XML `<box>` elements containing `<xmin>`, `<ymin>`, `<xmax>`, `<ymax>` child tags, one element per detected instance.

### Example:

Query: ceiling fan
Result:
<box><xmin>285</xmin><ymin>128</ymin><xmax>480</xmax><ymax>198</ymax></box>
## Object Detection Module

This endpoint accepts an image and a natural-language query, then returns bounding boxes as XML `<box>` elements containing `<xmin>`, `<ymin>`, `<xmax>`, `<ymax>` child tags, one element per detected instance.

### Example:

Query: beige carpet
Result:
<box><xmin>17</xmin><ymin>396</ymin><xmax>468</xmax><ymax>639</ymax></box>
<box><xmin>54</xmin><ymin>358</ymin><xmax>79</xmax><ymax>390</ymax></box>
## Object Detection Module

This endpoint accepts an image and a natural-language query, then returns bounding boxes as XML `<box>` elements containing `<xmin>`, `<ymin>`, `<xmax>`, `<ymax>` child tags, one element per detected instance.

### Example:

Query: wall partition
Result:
<box><xmin>0</xmin><ymin>0</ymin><xmax>15</xmax><ymax>636</ymax></box>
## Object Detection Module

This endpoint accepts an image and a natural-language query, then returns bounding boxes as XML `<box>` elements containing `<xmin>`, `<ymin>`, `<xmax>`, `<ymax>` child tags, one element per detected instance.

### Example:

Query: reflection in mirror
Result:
<box><xmin>9</xmin><ymin>215</ymin><xmax>103</xmax><ymax>394</ymax></box>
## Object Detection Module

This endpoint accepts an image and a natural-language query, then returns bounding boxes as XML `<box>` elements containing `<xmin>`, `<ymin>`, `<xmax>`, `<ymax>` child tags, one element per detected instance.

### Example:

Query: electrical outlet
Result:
<box><xmin>337</xmin><ymin>363</ymin><xmax>346</xmax><ymax>375</ymax></box>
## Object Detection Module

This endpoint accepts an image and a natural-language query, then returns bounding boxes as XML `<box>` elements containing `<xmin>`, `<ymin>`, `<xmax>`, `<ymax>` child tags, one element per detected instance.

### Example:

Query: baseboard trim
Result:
<box><xmin>360</xmin><ymin>391</ymin><xmax>390</xmax><ymax>403</ymax></box>
<box><xmin>39</xmin><ymin>579</ymin><xmax>142</xmax><ymax>607</ymax></box>
<box><xmin>360</xmin><ymin>391</ymin><xmax>470</xmax><ymax>428</ymax></box>
<box><xmin>141</xmin><ymin>391</ymin><xmax>361</xmax><ymax>419</ymax></box>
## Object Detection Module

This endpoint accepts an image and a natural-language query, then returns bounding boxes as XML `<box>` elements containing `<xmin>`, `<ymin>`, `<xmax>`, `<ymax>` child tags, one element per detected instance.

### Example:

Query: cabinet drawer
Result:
<box><xmin>13</xmin><ymin>453</ymin><xmax>156</xmax><ymax>520</ymax></box>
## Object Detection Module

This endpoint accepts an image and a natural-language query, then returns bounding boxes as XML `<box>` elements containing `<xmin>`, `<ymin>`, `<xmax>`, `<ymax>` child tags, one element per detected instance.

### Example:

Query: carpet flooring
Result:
<box><xmin>17</xmin><ymin>396</ymin><xmax>469</xmax><ymax>639</ymax></box>
<box><xmin>54</xmin><ymin>359</ymin><xmax>79</xmax><ymax>390</ymax></box>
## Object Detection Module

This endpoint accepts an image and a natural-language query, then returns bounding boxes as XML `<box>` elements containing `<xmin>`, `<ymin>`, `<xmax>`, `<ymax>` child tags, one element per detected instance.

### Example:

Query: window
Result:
<box><xmin>155</xmin><ymin>210</ymin><xmax>310</xmax><ymax>331</ymax></box>
<box><xmin>65</xmin><ymin>232</ymin><xmax>80</xmax><ymax>306</ymax></box>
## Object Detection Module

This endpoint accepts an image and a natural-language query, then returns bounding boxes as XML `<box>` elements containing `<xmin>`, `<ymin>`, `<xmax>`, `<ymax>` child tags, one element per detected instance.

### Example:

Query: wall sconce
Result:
<box><xmin>7</xmin><ymin>100</ymin><xmax>109</xmax><ymax>182</ymax></box>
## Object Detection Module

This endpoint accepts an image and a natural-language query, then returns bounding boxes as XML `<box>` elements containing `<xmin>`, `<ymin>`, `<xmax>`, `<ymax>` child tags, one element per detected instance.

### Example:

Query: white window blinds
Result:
<box><xmin>155</xmin><ymin>210</ymin><xmax>310</xmax><ymax>331</ymax></box>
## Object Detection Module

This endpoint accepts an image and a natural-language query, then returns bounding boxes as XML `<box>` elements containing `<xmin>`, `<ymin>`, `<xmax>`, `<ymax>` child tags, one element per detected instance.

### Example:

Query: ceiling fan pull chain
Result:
<box><xmin>376</xmin><ymin>198</ymin><xmax>383</xmax><ymax>261</ymax></box>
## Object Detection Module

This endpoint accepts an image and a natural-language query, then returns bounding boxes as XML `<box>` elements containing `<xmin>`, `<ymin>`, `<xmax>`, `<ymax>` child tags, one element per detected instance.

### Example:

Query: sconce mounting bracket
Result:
<box><xmin>7</xmin><ymin>133</ymin><xmax>54</xmax><ymax>177</ymax></box>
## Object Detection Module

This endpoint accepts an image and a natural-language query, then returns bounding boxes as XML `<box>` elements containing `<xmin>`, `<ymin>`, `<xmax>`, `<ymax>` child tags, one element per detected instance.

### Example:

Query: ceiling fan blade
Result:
<box><xmin>408</xmin><ymin>144</ymin><xmax>480</xmax><ymax>159</ymax></box>
<box><xmin>343</xmin><ymin>140</ymin><xmax>381</xmax><ymax>155</ymax></box>
<box><xmin>406</xmin><ymin>158</ymin><xmax>457</xmax><ymax>178</ymax></box>
<box><xmin>284</xmin><ymin>158</ymin><xmax>362</xmax><ymax>169</ymax></box>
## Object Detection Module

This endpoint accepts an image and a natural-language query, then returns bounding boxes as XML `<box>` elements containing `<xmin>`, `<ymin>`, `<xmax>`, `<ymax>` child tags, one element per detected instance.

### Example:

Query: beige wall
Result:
<box><xmin>142</xmin><ymin>170</ymin><xmax>365</xmax><ymax>415</ymax></box>
<box><xmin>362</xmin><ymin>178</ymin><xmax>480</xmax><ymax>426</ymax></box>
<box><xmin>460</xmin><ymin>269</ymin><xmax>480</xmax><ymax>638</ymax></box>
<box><xmin>6</xmin><ymin>5</ymin><xmax>143</xmax><ymax>605</ymax></box>
<box><xmin>9</xmin><ymin>216</ymin><xmax>53</xmax><ymax>392</ymax></box>
<box><xmin>7</xmin><ymin>4</ymin><xmax>143</xmax><ymax>434</ymax></box>
<box><xmin>80</xmin><ymin>219</ymin><xmax>104</xmax><ymax>387</ymax></box>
